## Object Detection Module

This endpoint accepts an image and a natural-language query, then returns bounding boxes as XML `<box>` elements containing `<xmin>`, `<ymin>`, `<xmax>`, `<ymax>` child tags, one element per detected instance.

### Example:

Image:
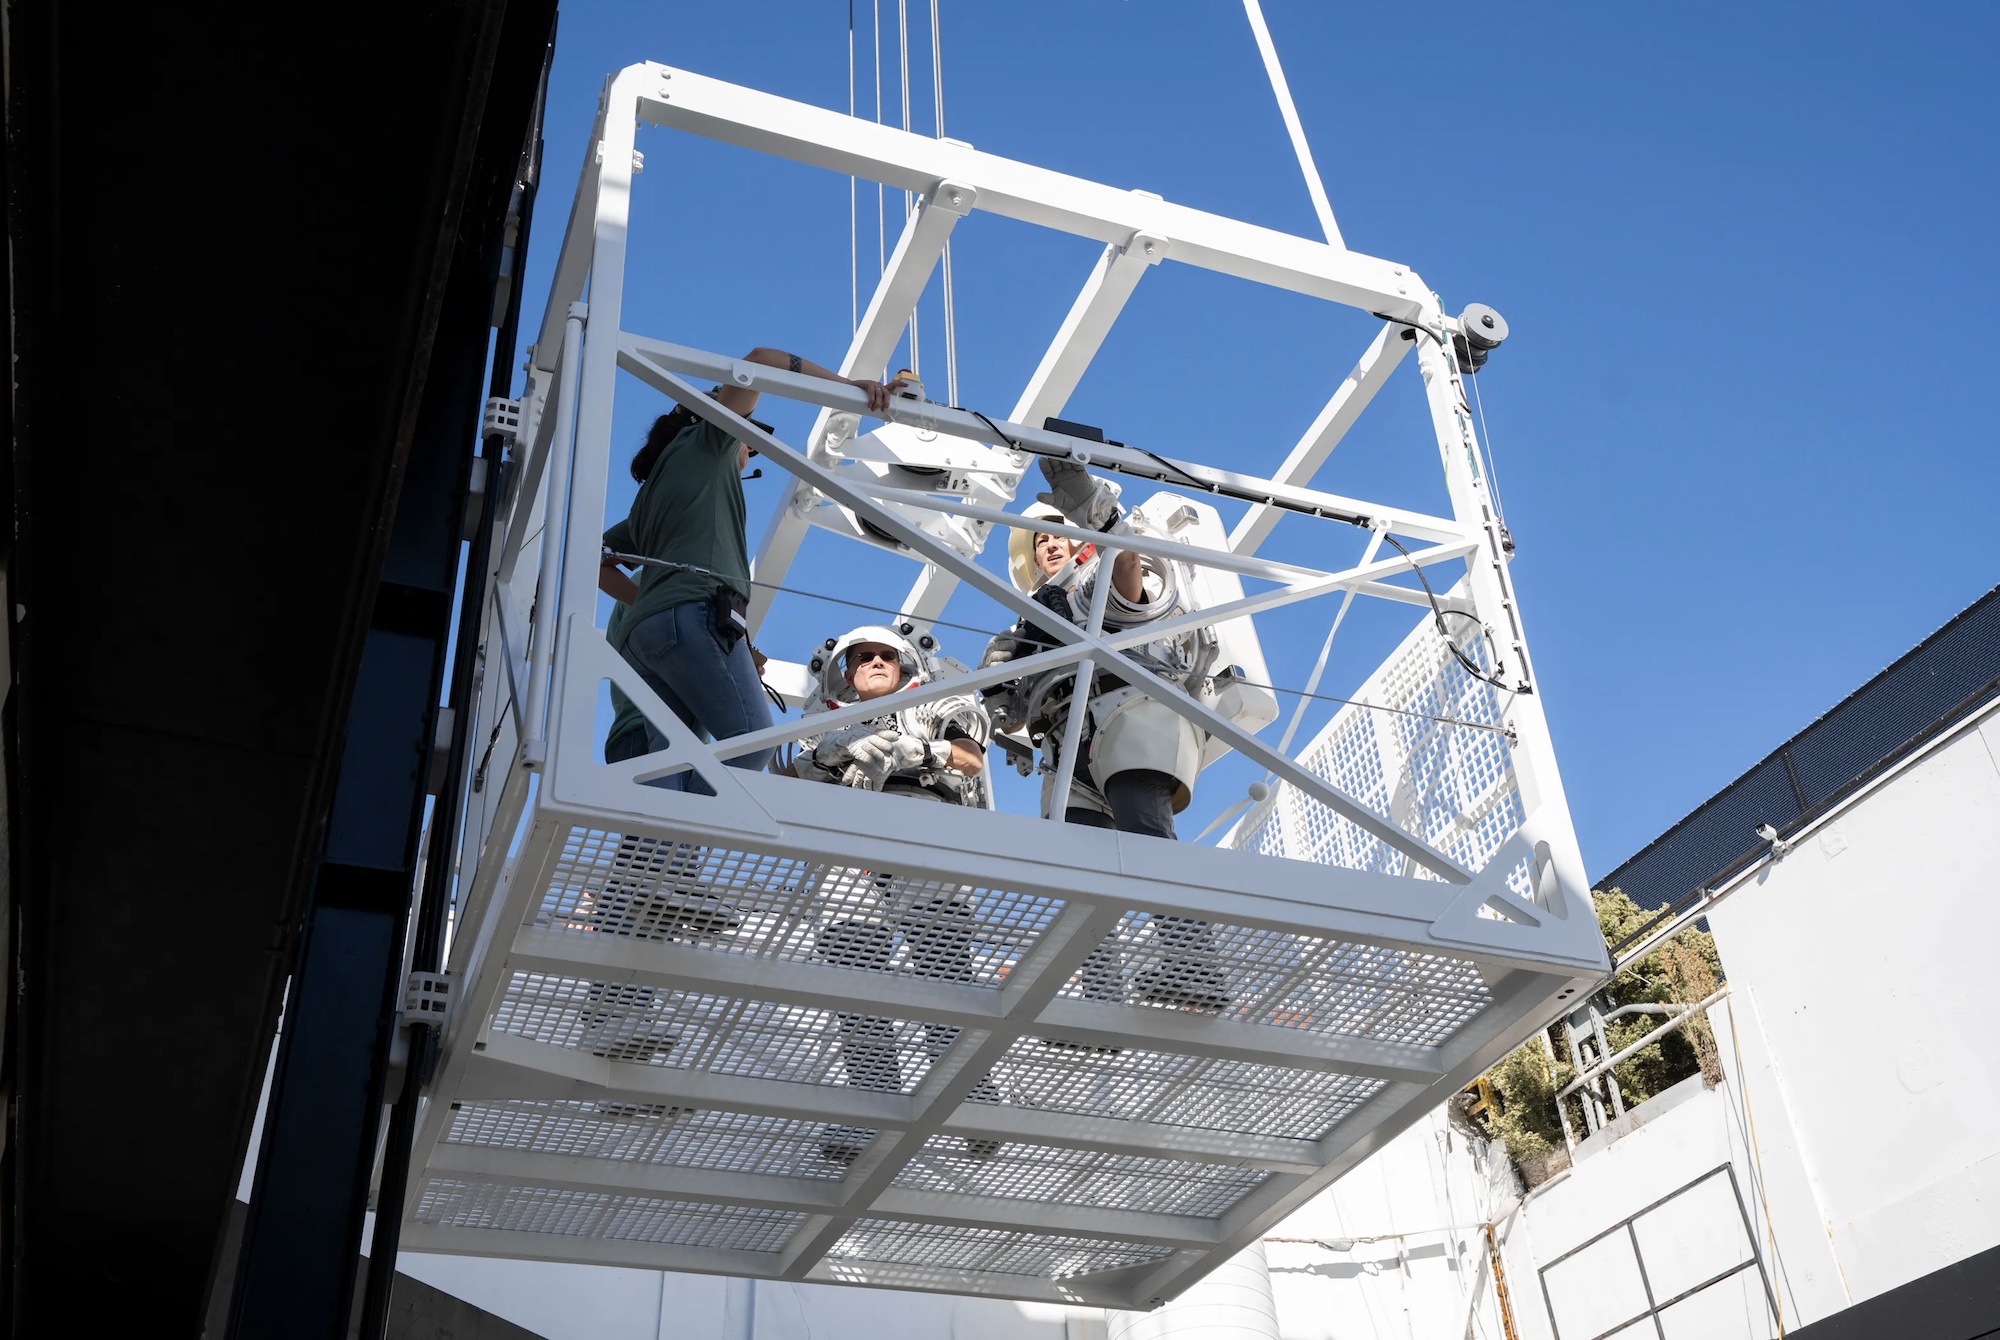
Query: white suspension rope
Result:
<box><xmin>1241</xmin><ymin>0</ymin><xmax>1344</xmax><ymax>250</ymax></box>
<box><xmin>898</xmin><ymin>0</ymin><xmax>917</xmax><ymax>376</ymax></box>
<box><xmin>1468</xmin><ymin>371</ymin><xmax>1507</xmax><ymax>526</ymax></box>
<box><xmin>1278</xmin><ymin>526</ymin><xmax>1386</xmax><ymax>755</ymax></box>
<box><xmin>930</xmin><ymin>0</ymin><xmax>957</xmax><ymax>406</ymax></box>
<box><xmin>848</xmin><ymin>0</ymin><xmax>858</xmax><ymax>333</ymax></box>
<box><xmin>873</xmin><ymin>0</ymin><xmax>885</xmax><ymax>285</ymax></box>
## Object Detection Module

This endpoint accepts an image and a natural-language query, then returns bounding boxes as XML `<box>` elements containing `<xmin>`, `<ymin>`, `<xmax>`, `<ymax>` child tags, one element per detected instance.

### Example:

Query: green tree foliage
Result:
<box><xmin>1472</xmin><ymin>888</ymin><xmax>1723</xmax><ymax>1183</ymax></box>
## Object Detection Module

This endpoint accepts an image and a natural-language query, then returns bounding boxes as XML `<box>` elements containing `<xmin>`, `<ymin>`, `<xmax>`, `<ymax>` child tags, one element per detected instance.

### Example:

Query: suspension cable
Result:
<box><xmin>1468</xmin><ymin>369</ymin><xmax>1508</xmax><ymax>531</ymax></box>
<box><xmin>930</xmin><ymin>0</ymin><xmax>958</xmax><ymax>406</ymax></box>
<box><xmin>848</xmin><ymin>0</ymin><xmax>858</xmax><ymax>334</ymax></box>
<box><xmin>873</xmin><ymin>0</ymin><xmax>884</xmax><ymax>283</ymax></box>
<box><xmin>897</xmin><ymin>0</ymin><xmax>917</xmax><ymax>377</ymax></box>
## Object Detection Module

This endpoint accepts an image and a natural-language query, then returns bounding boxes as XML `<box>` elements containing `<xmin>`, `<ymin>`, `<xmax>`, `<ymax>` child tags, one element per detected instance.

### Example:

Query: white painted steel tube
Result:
<box><xmin>523</xmin><ymin>310</ymin><xmax>583</xmax><ymax>765</ymax></box>
<box><xmin>1557</xmin><ymin>985</ymin><xmax>1730</xmax><ymax>1101</ymax></box>
<box><xmin>1241</xmin><ymin>0</ymin><xmax>1343</xmax><ymax>250</ymax></box>
<box><xmin>1109</xmin><ymin>1242</ymin><xmax>1280</xmax><ymax>1340</ymax></box>
<box><xmin>1046</xmin><ymin>542</ymin><xmax>1116</xmax><ymax>819</ymax></box>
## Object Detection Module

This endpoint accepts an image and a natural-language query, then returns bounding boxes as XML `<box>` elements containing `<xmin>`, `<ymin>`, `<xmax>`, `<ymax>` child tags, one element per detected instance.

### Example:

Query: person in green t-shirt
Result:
<box><xmin>597</xmin><ymin>347</ymin><xmax>893</xmax><ymax>790</ymax></box>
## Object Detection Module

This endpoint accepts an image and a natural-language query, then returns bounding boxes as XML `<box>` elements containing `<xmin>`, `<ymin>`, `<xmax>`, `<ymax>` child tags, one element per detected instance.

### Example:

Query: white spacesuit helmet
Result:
<box><xmin>1007</xmin><ymin>502</ymin><xmax>1093</xmax><ymax>594</ymax></box>
<box><xmin>807</xmin><ymin>623</ymin><xmax>941</xmax><ymax>709</ymax></box>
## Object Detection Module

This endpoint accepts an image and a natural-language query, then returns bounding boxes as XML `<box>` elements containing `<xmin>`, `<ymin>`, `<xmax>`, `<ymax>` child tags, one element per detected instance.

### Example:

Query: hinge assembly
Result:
<box><xmin>482</xmin><ymin>397</ymin><xmax>523</xmax><ymax>445</ymax></box>
<box><xmin>404</xmin><ymin>970</ymin><xmax>452</xmax><ymax>1027</ymax></box>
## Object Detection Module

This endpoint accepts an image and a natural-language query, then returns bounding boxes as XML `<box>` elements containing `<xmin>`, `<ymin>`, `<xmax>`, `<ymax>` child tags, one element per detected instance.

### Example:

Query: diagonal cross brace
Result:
<box><xmin>622</xmin><ymin>525</ymin><xmax>1467</xmax><ymax>777</ymax></box>
<box><xmin>623</xmin><ymin>335</ymin><xmax>1467</xmax><ymax>545</ymax></box>
<box><xmin>773</xmin><ymin>898</ymin><xmax>1134</xmax><ymax>1277</ymax></box>
<box><xmin>615</xmin><ymin>356</ymin><xmax>1472</xmax><ymax>883</ymax></box>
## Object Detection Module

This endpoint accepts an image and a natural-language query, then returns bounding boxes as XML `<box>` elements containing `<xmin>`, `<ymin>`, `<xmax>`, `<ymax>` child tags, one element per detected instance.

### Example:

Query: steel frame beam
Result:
<box><xmin>624</xmin><ymin>336</ymin><xmax>1469</xmax><ymax>544</ymax></box>
<box><xmin>750</xmin><ymin>189</ymin><xmax>969</xmax><ymax>629</ymax></box>
<box><xmin>1229</xmin><ymin>322</ymin><xmax>1411</xmax><ymax>556</ymax></box>
<box><xmin>900</xmin><ymin>232</ymin><xmax>1166</xmax><ymax>624</ymax></box>
<box><xmin>632</xmin><ymin>65</ymin><xmax>1428</xmax><ymax>319</ymax></box>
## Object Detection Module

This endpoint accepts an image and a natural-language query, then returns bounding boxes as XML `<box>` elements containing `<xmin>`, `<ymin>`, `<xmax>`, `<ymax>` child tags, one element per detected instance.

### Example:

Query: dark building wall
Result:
<box><xmin>4</xmin><ymin>0</ymin><xmax>555</xmax><ymax>1331</ymax></box>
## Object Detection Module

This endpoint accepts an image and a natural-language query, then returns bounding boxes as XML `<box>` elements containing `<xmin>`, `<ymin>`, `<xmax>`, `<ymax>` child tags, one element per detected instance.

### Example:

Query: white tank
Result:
<box><xmin>1106</xmin><ymin>1243</ymin><xmax>1280</xmax><ymax>1340</ymax></box>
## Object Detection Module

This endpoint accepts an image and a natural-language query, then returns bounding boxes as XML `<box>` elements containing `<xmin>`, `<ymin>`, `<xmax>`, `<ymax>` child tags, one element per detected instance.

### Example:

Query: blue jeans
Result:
<box><xmin>620</xmin><ymin>599</ymin><xmax>774</xmax><ymax>792</ymax></box>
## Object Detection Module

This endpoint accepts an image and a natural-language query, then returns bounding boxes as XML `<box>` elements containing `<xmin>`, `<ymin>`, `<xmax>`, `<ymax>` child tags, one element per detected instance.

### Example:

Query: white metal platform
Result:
<box><xmin>402</xmin><ymin>61</ymin><xmax>1608</xmax><ymax>1308</ymax></box>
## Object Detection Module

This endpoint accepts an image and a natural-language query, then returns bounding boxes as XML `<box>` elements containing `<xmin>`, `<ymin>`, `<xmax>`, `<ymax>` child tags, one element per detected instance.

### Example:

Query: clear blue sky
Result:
<box><xmin>519</xmin><ymin>1</ymin><xmax>1999</xmax><ymax>879</ymax></box>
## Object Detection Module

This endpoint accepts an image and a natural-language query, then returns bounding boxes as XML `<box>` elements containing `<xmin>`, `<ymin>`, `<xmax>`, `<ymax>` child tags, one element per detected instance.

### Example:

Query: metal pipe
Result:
<box><xmin>1541</xmin><ymin>1031</ymin><xmax>1576</xmax><ymax>1152</ymax></box>
<box><xmin>523</xmin><ymin>307</ymin><xmax>583</xmax><ymax>766</ymax></box>
<box><xmin>620</xmin><ymin>335</ymin><xmax>1468</xmax><ymax>544</ymax></box>
<box><xmin>1046</xmin><ymin>542</ymin><xmax>1116</xmax><ymax>819</ymax></box>
<box><xmin>1594</xmin><ymin>1004</ymin><xmax>1627</xmax><ymax>1119</ymax></box>
<box><xmin>1600</xmin><ymin>1001</ymin><xmax>1685</xmax><ymax>1024</ymax></box>
<box><xmin>1559</xmin><ymin>986</ymin><xmax>1730</xmax><ymax>1102</ymax></box>
<box><xmin>1565</xmin><ymin>1010</ymin><xmax>1600</xmax><ymax>1134</ymax></box>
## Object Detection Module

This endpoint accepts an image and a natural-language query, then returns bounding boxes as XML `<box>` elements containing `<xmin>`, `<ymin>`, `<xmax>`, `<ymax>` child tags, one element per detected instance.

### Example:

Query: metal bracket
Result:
<box><xmin>403</xmin><ymin>970</ymin><xmax>452</xmax><ymax>1027</ymax></box>
<box><xmin>481</xmin><ymin>397</ymin><xmax>523</xmax><ymax>445</ymax></box>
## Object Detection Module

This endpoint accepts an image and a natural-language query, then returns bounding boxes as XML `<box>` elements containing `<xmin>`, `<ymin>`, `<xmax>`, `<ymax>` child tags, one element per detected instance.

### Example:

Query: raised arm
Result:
<box><xmin>715</xmin><ymin>347</ymin><xmax>895</xmax><ymax>418</ymax></box>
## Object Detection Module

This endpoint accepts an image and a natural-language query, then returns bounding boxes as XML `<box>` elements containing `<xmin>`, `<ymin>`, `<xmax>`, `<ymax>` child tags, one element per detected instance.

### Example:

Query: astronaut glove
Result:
<box><xmin>841</xmin><ymin>731</ymin><xmax>900</xmax><ymax>790</ymax></box>
<box><xmin>1037</xmin><ymin>456</ymin><xmax>1123</xmax><ymax>532</ymax></box>
<box><xmin>980</xmin><ymin>633</ymin><xmax>1028</xmax><ymax>668</ymax></box>
<box><xmin>887</xmin><ymin>733</ymin><xmax>933</xmax><ymax>772</ymax></box>
<box><xmin>815</xmin><ymin>722</ymin><xmax>895</xmax><ymax>770</ymax></box>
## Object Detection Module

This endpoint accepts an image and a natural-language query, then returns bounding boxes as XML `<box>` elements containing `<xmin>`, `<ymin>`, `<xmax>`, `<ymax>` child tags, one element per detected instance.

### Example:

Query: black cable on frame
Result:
<box><xmin>1376</xmin><ymin>530</ymin><xmax>1525</xmax><ymax>695</ymax></box>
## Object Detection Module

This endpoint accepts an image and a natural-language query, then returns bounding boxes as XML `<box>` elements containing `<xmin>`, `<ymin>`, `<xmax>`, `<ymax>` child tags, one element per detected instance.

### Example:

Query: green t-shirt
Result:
<box><xmin>602</xmin><ymin>419</ymin><xmax>751</xmax><ymax>652</ymax></box>
<box><xmin>605</xmin><ymin>602</ymin><xmax>647</xmax><ymax>750</ymax></box>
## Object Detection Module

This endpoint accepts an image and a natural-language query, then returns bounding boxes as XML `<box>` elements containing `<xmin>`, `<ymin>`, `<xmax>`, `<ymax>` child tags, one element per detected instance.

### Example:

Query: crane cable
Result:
<box><xmin>873</xmin><ymin>0</ymin><xmax>885</xmax><ymax>282</ymax></box>
<box><xmin>930</xmin><ymin>0</ymin><xmax>958</xmax><ymax>407</ymax></box>
<box><xmin>897</xmin><ymin>0</ymin><xmax>917</xmax><ymax>376</ymax></box>
<box><xmin>847</xmin><ymin>0</ymin><xmax>858</xmax><ymax>333</ymax></box>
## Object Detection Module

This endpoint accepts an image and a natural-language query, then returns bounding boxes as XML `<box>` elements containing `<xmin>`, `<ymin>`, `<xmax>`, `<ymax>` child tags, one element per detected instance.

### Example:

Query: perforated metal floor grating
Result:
<box><xmin>971</xmin><ymin>1037</ymin><xmax>1385</xmax><ymax>1141</ymax></box>
<box><xmin>447</xmin><ymin>1101</ymin><xmax>851</xmax><ymax>1179</ymax></box>
<box><xmin>492</xmin><ymin>970</ymin><xmax>943</xmax><ymax>1092</ymax></box>
<box><xmin>891</xmin><ymin>1139</ymin><xmax>1270</xmax><ymax>1219</ymax></box>
<box><xmin>413</xmin><ymin>609</ymin><xmax>1600</xmax><ymax>1303</ymax></box>
<box><xmin>416</xmin><ymin>1178</ymin><xmax>805</xmax><ymax>1251</ymax></box>
<box><xmin>415</xmin><ymin>787</ymin><xmax>1590</xmax><ymax>1301</ymax></box>
<box><xmin>536</xmin><ymin>827</ymin><xmax>1062</xmax><ymax>987</ymax></box>
<box><xmin>826</xmin><ymin>1220</ymin><xmax>1175</xmax><ymax>1282</ymax></box>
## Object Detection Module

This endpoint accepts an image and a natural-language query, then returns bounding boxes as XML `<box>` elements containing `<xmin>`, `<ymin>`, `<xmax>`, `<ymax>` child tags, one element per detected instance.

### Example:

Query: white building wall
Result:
<box><xmin>1699</xmin><ymin>703</ymin><xmax>2000</xmax><ymax>1316</ymax></box>
<box><xmin>1262</xmin><ymin>1106</ymin><xmax>1512</xmax><ymax>1340</ymax></box>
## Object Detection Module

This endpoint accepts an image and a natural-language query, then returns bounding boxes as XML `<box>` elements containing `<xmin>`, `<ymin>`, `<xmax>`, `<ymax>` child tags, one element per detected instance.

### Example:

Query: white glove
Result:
<box><xmin>981</xmin><ymin>632</ymin><xmax>1029</xmax><ymax>668</ymax></box>
<box><xmin>1038</xmin><ymin>457</ymin><xmax>1122</xmax><ymax>531</ymax></box>
<box><xmin>842</xmin><ymin>732</ymin><xmax>945</xmax><ymax>789</ymax></box>
<box><xmin>840</xmin><ymin>730</ymin><xmax>903</xmax><ymax>789</ymax></box>
<box><xmin>813</xmin><ymin>722</ymin><xmax>893</xmax><ymax>770</ymax></box>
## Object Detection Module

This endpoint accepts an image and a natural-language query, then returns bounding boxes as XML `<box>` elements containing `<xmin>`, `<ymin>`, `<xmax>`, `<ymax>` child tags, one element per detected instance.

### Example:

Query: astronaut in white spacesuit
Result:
<box><xmin>796</xmin><ymin>624</ymin><xmax>1003</xmax><ymax>1160</ymax></box>
<box><xmin>794</xmin><ymin>624</ymin><xmax>990</xmax><ymax>804</ymax></box>
<box><xmin>980</xmin><ymin>458</ymin><xmax>1233</xmax><ymax>1013</ymax></box>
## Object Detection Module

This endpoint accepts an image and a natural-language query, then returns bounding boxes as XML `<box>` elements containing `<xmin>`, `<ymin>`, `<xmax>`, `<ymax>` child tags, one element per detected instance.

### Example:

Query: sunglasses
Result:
<box><xmin>844</xmin><ymin>648</ymin><xmax>900</xmax><ymax>668</ymax></box>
